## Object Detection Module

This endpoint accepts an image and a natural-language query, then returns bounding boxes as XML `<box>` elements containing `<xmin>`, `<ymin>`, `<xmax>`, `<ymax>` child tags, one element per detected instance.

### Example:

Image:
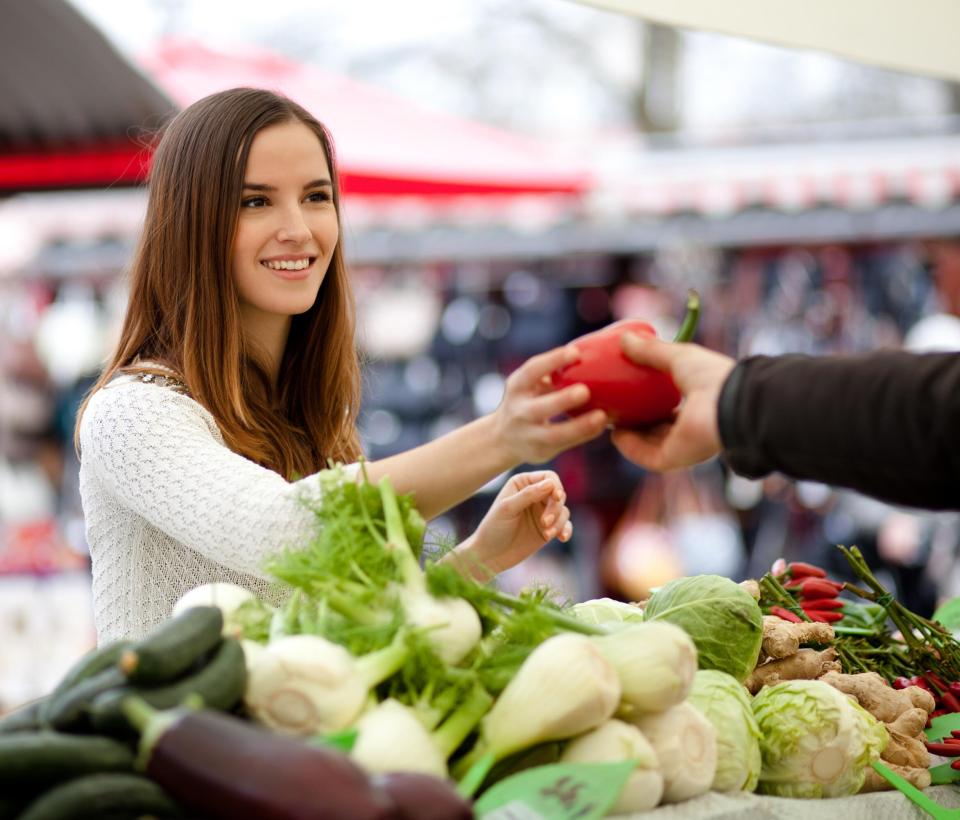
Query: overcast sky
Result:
<box><xmin>66</xmin><ymin>0</ymin><xmax>955</xmax><ymax>138</ymax></box>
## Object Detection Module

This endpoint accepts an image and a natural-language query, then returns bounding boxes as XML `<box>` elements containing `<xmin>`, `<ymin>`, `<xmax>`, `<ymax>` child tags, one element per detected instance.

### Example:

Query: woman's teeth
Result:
<box><xmin>263</xmin><ymin>259</ymin><xmax>310</xmax><ymax>271</ymax></box>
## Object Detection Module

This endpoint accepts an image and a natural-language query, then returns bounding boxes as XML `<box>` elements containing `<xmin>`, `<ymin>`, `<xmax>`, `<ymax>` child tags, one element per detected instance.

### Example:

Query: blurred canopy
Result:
<box><xmin>0</xmin><ymin>0</ymin><xmax>174</xmax><ymax>193</ymax></box>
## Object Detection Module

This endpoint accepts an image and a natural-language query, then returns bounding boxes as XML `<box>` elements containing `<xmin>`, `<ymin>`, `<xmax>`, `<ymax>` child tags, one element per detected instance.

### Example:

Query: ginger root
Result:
<box><xmin>819</xmin><ymin>671</ymin><xmax>936</xmax><ymax>723</ymax></box>
<box><xmin>888</xmin><ymin>707</ymin><xmax>930</xmax><ymax>738</ymax></box>
<box><xmin>746</xmin><ymin>647</ymin><xmax>841</xmax><ymax>695</ymax></box>
<box><xmin>880</xmin><ymin>730</ymin><xmax>930</xmax><ymax>769</ymax></box>
<box><xmin>760</xmin><ymin>615</ymin><xmax>835</xmax><ymax>661</ymax></box>
<box><xmin>740</xmin><ymin>579</ymin><xmax>760</xmax><ymax>601</ymax></box>
<box><xmin>859</xmin><ymin>762</ymin><xmax>931</xmax><ymax>794</ymax></box>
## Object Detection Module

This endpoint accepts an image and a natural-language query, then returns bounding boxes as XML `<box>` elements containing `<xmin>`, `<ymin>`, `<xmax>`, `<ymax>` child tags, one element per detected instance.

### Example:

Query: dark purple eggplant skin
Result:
<box><xmin>145</xmin><ymin>710</ymin><xmax>398</xmax><ymax>820</ymax></box>
<box><xmin>372</xmin><ymin>772</ymin><xmax>474</xmax><ymax>820</ymax></box>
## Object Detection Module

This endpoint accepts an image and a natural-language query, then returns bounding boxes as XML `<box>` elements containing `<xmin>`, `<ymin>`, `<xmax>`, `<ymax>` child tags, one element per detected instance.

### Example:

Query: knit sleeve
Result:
<box><xmin>79</xmin><ymin>381</ymin><xmax>346</xmax><ymax>579</ymax></box>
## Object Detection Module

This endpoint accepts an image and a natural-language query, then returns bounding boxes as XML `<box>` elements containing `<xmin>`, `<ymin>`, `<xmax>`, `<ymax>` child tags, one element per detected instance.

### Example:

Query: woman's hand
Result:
<box><xmin>611</xmin><ymin>333</ymin><xmax>735</xmax><ymax>472</ymax></box>
<box><xmin>492</xmin><ymin>345</ymin><xmax>609</xmax><ymax>465</ymax></box>
<box><xmin>441</xmin><ymin>471</ymin><xmax>572</xmax><ymax>582</ymax></box>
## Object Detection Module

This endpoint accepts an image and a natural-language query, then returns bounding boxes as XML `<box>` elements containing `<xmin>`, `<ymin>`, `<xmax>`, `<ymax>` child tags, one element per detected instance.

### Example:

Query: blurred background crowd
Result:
<box><xmin>2</xmin><ymin>0</ymin><xmax>960</xmax><ymax>709</ymax></box>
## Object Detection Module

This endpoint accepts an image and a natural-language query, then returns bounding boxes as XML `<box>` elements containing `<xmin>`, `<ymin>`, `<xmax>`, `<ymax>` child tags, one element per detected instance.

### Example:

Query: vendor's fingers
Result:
<box><xmin>557</xmin><ymin>520</ymin><xmax>573</xmax><ymax>542</ymax></box>
<box><xmin>610</xmin><ymin>425</ymin><xmax>674</xmax><ymax>471</ymax></box>
<box><xmin>621</xmin><ymin>332</ymin><xmax>680</xmax><ymax>371</ymax></box>
<box><xmin>509</xmin><ymin>345</ymin><xmax>580</xmax><ymax>392</ymax></box>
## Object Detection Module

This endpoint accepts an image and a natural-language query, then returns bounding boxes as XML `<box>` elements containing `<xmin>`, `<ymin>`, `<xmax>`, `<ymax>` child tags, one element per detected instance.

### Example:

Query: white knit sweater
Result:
<box><xmin>78</xmin><ymin>375</ymin><xmax>346</xmax><ymax>644</ymax></box>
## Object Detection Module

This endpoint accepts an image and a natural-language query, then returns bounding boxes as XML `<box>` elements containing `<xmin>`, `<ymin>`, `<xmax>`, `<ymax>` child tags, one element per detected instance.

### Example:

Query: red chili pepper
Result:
<box><xmin>912</xmin><ymin>677</ymin><xmax>933</xmax><ymax>692</ymax></box>
<box><xmin>924</xmin><ymin>742</ymin><xmax>960</xmax><ymax>756</ymax></box>
<box><xmin>786</xmin><ymin>562</ymin><xmax>828</xmax><ymax>579</ymax></box>
<box><xmin>550</xmin><ymin>292</ymin><xmax>699</xmax><ymax>427</ymax></box>
<box><xmin>951</xmin><ymin>759</ymin><xmax>960</xmax><ymax>770</ymax></box>
<box><xmin>785</xmin><ymin>578</ymin><xmax>844</xmax><ymax>599</ymax></box>
<box><xmin>940</xmin><ymin>737</ymin><xmax>960</xmax><ymax>745</ymax></box>
<box><xmin>770</xmin><ymin>606</ymin><xmax>803</xmax><ymax>623</ymax></box>
<box><xmin>893</xmin><ymin>677</ymin><xmax>913</xmax><ymax>690</ymax></box>
<box><xmin>941</xmin><ymin>692</ymin><xmax>960</xmax><ymax>713</ymax></box>
<box><xmin>804</xmin><ymin>610</ymin><xmax>844</xmax><ymax>623</ymax></box>
<box><xmin>800</xmin><ymin>599</ymin><xmax>844</xmax><ymax>611</ymax></box>
<box><xmin>950</xmin><ymin>682</ymin><xmax>960</xmax><ymax>698</ymax></box>
<box><xmin>926</xmin><ymin>672</ymin><xmax>951</xmax><ymax>693</ymax></box>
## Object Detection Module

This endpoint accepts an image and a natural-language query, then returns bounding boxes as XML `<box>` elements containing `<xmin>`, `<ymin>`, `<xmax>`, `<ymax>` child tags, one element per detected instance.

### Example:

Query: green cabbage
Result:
<box><xmin>752</xmin><ymin>679</ymin><xmax>888</xmax><ymax>798</ymax></box>
<box><xmin>643</xmin><ymin>575</ymin><xmax>762</xmax><ymax>682</ymax></box>
<box><xmin>570</xmin><ymin>598</ymin><xmax>644</xmax><ymax>629</ymax></box>
<box><xmin>687</xmin><ymin>670</ymin><xmax>762</xmax><ymax>792</ymax></box>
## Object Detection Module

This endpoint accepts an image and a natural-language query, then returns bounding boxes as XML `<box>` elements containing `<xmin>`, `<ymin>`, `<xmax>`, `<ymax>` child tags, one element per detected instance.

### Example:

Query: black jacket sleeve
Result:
<box><xmin>717</xmin><ymin>351</ymin><xmax>960</xmax><ymax>510</ymax></box>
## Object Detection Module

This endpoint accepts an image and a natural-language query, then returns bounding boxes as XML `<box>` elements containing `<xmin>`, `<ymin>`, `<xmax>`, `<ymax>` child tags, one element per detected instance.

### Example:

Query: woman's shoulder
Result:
<box><xmin>81</xmin><ymin>370</ymin><xmax>220</xmax><ymax>446</ymax></box>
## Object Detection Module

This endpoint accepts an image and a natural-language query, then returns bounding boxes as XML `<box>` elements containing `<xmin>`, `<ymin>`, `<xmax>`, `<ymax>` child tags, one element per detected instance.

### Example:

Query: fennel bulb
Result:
<box><xmin>351</xmin><ymin>699</ymin><xmax>448</xmax><ymax>778</ymax></box>
<box><xmin>456</xmin><ymin>632</ymin><xmax>621</xmax><ymax>796</ymax></box>
<box><xmin>631</xmin><ymin>701</ymin><xmax>717</xmax><ymax>803</ymax></box>
<box><xmin>172</xmin><ymin>582</ymin><xmax>256</xmax><ymax>637</ymax></box>
<box><xmin>591</xmin><ymin>621</ymin><xmax>696</xmax><ymax>714</ymax></box>
<box><xmin>244</xmin><ymin>633</ymin><xmax>407</xmax><ymax>735</ymax></box>
<box><xmin>561</xmin><ymin>719</ymin><xmax>664</xmax><ymax>813</ymax></box>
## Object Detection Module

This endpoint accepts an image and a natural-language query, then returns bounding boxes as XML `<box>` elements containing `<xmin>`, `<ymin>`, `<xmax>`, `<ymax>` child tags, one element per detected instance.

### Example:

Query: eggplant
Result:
<box><xmin>124</xmin><ymin>698</ymin><xmax>397</xmax><ymax>820</ymax></box>
<box><xmin>373</xmin><ymin>772</ymin><xmax>474</xmax><ymax>820</ymax></box>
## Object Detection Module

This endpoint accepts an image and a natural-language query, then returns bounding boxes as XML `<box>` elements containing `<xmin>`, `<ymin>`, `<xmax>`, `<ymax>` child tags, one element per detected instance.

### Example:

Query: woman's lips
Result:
<box><xmin>260</xmin><ymin>258</ymin><xmax>314</xmax><ymax>280</ymax></box>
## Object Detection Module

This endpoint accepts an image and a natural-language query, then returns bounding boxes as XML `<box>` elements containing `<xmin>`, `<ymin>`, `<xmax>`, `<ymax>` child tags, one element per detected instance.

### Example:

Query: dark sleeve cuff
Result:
<box><xmin>716</xmin><ymin>357</ymin><xmax>770</xmax><ymax>479</ymax></box>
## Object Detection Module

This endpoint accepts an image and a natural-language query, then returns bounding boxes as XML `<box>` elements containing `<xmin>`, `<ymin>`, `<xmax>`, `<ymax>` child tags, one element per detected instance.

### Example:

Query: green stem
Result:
<box><xmin>323</xmin><ymin>588</ymin><xmax>388</xmax><ymax>627</ymax></box>
<box><xmin>487</xmin><ymin>591</ymin><xmax>607</xmax><ymax>636</ymax></box>
<box><xmin>759</xmin><ymin>574</ymin><xmax>812</xmax><ymax>622</ymax></box>
<box><xmin>379</xmin><ymin>477</ymin><xmax>425</xmax><ymax>593</ymax></box>
<box><xmin>673</xmin><ymin>289</ymin><xmax>701</xmax><ymax>343</ymax></box>
<box><xmin>355</xmin><ymin>631</ymin><xmax>409</xmax><ymax>687</ymax></box>
<box><xmin>456</xmin><ymin>749</ymin><xmax>497</xmax><ymax>798</ymax></box>
<box><xmin>433</xmin><ymin>684</ymin><xmax>494</xmax><ymax>759</ymax></box>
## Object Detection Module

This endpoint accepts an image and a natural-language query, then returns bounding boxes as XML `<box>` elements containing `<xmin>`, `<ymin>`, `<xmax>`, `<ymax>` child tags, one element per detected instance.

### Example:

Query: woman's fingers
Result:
<box><xmin>509</xmin><ymin>344</ymin><xmax>579</xmax><ymax>392</ymax></box>
<box><xmin>525</xmin><ymin>383</ymin><xmax>592</xmax><ymax>421</ymax></box>
<box><xmin>500</xmin><ymin>476</ymin><xmax>555</xmax><ymax>516</ymax></box>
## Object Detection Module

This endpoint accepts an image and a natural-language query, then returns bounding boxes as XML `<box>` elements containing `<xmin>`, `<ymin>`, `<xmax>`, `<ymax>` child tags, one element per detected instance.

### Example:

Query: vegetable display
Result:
<box><xmin>8</xmin><ymin>467</ymin><xmax>960</xmax><ymax>816</ymax></box>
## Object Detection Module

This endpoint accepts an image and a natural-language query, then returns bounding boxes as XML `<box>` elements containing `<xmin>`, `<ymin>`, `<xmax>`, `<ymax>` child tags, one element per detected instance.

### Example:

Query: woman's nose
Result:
<box><xmin>276</xmin><ymin>207</ymin><xmax>311</xmax><ymax>244</ymax></box>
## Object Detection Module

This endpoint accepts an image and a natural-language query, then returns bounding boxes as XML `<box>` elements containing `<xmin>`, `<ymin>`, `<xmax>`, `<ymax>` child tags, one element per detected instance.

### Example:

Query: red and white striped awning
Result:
<box><xmin>588</xmin><ymin>134</ymin><xmax>960</xmax><ymax>218</ymax></box>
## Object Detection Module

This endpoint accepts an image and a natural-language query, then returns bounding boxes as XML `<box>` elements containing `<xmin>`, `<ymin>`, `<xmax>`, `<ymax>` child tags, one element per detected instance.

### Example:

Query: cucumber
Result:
<box><xmin>120</xmin><ymin>606</ymin><xmax>224</xmax><ymax>685</ymax></box>
<box><xmin>41</xmin><ymin>640</ymin><xmax>132</xmax><ymax>725</ymax></box>
<box><xmin>19</xmin><ymin>773</ymin><xmax>182</xmax><ymax>820</ymax></box>
<box><xmin>91</xmin><ymin>637</ymin><xmax>247</xmax><ymax>735</ymax></box>
<box><xmin>0</xmin><ymin>697</ymin><xmax>46</xmax><ymax>734</ymax></box>
<box><xmin>0</xmin><ymin>795</ymin><xmax>30</xmax><ymax>820</ymax></box>
<box><xmin>0</xmin><ymin>732</ymin><xmax>134</xmax><ymax>790</ymax></box>
<box><xmin>45</xmin><ymin>667</ymin><xmax>128</xmax><ymax>731</ymax></box>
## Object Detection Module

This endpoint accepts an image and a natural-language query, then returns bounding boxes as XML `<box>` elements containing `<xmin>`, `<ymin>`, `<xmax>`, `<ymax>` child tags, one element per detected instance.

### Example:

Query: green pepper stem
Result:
<box><xmin>673</xmin><ymin>289</ymin><xmax>701</xmax><ymax>343</ymax></box>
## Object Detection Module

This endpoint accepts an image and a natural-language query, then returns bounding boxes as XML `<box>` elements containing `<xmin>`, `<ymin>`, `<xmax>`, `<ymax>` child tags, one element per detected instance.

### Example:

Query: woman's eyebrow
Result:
<box><xmin>242</xmin><ymin>179</ymin><xmax>332</xmax><ymax>191</ymax></box>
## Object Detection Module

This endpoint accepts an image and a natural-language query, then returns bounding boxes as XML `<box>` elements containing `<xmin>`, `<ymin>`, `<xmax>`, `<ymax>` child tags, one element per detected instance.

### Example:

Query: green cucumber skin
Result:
<box><xmin>0</xmin><ymin>732</ymin><xmax>134</xmax><ymax>790</ymax></box>
<box><xmin>91</xmin><ymin>637</ymin><xmax>247</xmax><ymax>735</ymax></box>
<box><xmin>45</xmin><ymin>667</ymin><xmax>128</xmax><ymax>731</ymax></box>
<box><xmin>18</xmin><ymin>773</ymin><xmax>182</xmax><ymax>820</ymax></box>
<box><xmin>123</xmin><ymin>606</ymin><xmax>224</xmax><ymax>685</ymax></box>
<box><xmin>0</xmin><ymin>698</ymin><xmax>47</xmax><ymax>734</ymax></box>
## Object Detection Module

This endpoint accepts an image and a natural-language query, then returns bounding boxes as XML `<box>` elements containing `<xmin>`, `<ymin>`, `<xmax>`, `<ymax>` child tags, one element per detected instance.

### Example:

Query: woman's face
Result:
<box><xmin>231</xmin><ymin>120</ymin><xmax>339</xmax><ymax>326</ymax></box>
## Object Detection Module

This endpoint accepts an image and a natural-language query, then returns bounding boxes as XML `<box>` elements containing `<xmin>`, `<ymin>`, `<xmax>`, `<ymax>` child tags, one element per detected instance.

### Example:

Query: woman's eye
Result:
<box><xmin>306</xmin><ymin>190</ymin><xmax>332</xmax><ymax>203</ymax></box>
<box><xmin>241</xmin><ymin>196</ymin><xmax>267</xmax><ymax>208</ymax></box>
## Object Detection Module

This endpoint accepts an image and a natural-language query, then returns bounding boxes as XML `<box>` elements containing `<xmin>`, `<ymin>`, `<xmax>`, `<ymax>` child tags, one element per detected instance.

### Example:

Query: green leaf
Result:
<box><xmin>933</xmin><ymin>598</ymin><xmax>960</xmax><ymax>633</ymax></box>
<box><xmin>474</xmin><ymin>761</ymin><xmax>636</xmax><ymax>820</ymax></box>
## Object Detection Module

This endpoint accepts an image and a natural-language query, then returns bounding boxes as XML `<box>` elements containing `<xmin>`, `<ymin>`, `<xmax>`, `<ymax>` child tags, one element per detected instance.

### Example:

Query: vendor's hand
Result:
<box><xmin>442</xmin><ymin>471</ymin><xmax>571</xmax><ymax>582</ymax></box>
<box><xmin>611</xmin><ymin>334</ymin><xmax>735</xmax><ymax>472</ymax></box>
<box><xmin>492</xmin><ymin>345</ymin><xmax>608</xmax><ymax>465</ymax></box>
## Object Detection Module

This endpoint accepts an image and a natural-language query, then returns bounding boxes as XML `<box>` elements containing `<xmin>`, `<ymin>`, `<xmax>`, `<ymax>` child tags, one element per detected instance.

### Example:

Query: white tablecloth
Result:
<box><xmin>618</xmin><ymin>785</ymin><xmax>960</xmax><ymax>819</ymax></box>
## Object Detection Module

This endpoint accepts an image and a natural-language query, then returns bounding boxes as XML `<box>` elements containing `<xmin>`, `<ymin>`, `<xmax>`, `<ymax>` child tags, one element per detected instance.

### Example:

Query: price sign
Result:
<box><xmin>475</xmin><ymin>761</ymin><xmax>636</xmax><ymax>820</ymax></box>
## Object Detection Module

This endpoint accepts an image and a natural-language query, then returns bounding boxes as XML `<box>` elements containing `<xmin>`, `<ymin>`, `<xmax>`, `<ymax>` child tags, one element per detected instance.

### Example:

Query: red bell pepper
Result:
<box><xmin>550</xmin><ymin>290</ymin><xmax>700</xmax><ymax>427</ymax></box>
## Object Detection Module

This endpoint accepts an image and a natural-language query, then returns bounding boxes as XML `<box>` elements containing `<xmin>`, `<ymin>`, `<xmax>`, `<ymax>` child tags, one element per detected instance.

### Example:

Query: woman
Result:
<box><xmin>77</xmin><ymin>88</ymin><xmax>607</xmax><ymax>643</ymax></box>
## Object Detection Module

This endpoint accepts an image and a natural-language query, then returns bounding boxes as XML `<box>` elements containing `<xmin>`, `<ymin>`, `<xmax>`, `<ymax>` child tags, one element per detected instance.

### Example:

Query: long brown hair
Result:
<box><xmin>76</xmin><ymin>88</ymin><xmax>362</xmax><ymax>478</ymax></box>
